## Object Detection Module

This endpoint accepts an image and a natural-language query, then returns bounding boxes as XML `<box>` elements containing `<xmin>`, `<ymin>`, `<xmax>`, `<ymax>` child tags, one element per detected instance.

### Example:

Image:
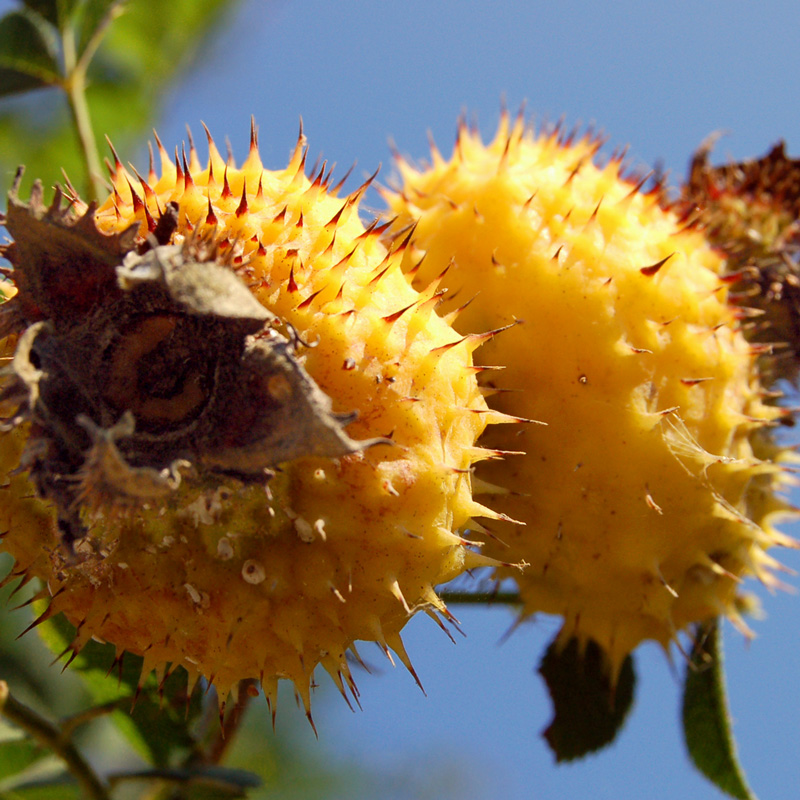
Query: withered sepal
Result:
<box><xmin>1</xmin><ymin>177</ymin><xmax>372</xmax><ymax>548</ymax></box>
<box><xmin>679</xmin><ymin>138</ymin><xmax>800</xmax><ymax>384</ymax></box>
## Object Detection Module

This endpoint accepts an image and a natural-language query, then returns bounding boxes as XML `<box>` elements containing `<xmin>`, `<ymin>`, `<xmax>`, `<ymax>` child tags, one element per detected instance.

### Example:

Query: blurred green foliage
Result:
<box><xmin>0</xmin><ymin>0</ymin><xmax>239</xmax><ymax>201</ymax></box>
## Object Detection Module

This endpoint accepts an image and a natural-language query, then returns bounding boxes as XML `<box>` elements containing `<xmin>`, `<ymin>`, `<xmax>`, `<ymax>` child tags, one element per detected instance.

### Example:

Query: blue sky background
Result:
<box><xmin>5</xmin><ymin>1</ymin><xmax>800</xmax><ymax>798</ymax></box>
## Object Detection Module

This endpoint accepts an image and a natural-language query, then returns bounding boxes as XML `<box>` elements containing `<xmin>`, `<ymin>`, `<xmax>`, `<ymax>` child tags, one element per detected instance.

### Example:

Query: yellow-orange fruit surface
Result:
<box><xmin>382</xmin><ymin>113</ymin><xmax>796</xmax><ymax>673</ymax></box>
<box><xmin>0</xmin><ymin>126</ymin><xmax>506</xmax><ymax>715</ymax></box>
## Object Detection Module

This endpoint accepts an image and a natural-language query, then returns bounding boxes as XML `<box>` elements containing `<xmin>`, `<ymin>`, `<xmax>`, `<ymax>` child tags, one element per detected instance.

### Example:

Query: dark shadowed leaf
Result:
<box><xmin>539</xmin><ymin>634</ymin><xmax>636</xmax><ymax>762</ymax></box>
<box><xmin>0</xmin><ymin>66</ymin><xmax>51</xmax><ymax>96</ymax></box>
<box><xmin>0</xmin><ymin>646</ymin><xmax>51</xmax><ymax>705</ymax></box>
<box><xmin>0</xmin><ymin>563</ymin><xmax>55</xmax><ymax>706</ymax></box>
<box><xmin>20</xmin><ymin>1</ymin><xmax>58</xmax><ymax>27</ymax></box>
<box><xmin>0</xmin><ymin>11</ymin><xmax>60</xmax><ymax>96</ymax></box>
<box><xmin>109</xmin><ymin>765</ymin><xmax>261</xmax><ymax>797</ymax></box>
<box><xmin>21</xmin><ymin>0</ymin><xmax>81</xmax><ymax>28</ymax></box>
<box><xmin>683</xmin><ymin>620</ymin><xmax>757</xmax><ymax>800</ymax></box>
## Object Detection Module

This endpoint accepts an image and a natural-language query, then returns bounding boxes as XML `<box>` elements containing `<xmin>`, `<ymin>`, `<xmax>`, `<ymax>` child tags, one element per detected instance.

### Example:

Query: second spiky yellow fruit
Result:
<box><xmin>382</xmin><ymin>113</ymin><xmax>796</xmax><ymax>673</ymax></box>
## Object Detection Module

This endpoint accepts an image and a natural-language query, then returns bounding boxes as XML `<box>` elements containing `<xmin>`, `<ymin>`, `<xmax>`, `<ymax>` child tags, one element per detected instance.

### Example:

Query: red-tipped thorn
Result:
<box><xmin>382</xmin><ymin>301</ymin><xmax>416</xmax><ymax>324</ymax></box>
<box><xmin>205</xmin><ymin>195</ymin><xmax>217</xmax><ymax>227</ymax></box>
<box><xmin>329</xmin><ymin>162</ymin><xmax>356</xmax><ymax>196</ymax></box>
<box><xmin>105</xmin><ymin>135</ymin><xmax>124</xmax><ymax>173</ymax></box>
<box><xmin>249</xmin><ymin>115</ymin><xmax>258</xmax><ymax>154</ymax></box>
<box><xmin>640</xmin><ymin>253</ymin><xmax>675</xmax><ymax>276</ymax></box>
<box><xmin>147</xmin><ymin>141</ymin><xmax>157</xmax><ymax>183</ymax></box>
<box><xmin>296</xmin><ymin>287</ymin><xmax>324</xmax><ymax>310</ymax></box>
<box><xmin>221</xmin><ymin>165</ymin><xmax>233</xmax><ymax>199</ymax></box>
<box><xmin>287</xmin><ymin>265</ymin><xmax>299</xmax><ymax>293</ymax></box>
<box><xmin>181</xmin><ymin>146</ymin><xmax>194</xmax><ymax>189</ymax></box>
<box><xmin>234</xmin><ymin>179</ymin><xmax>249</xmax><ymax>217</ymax></box>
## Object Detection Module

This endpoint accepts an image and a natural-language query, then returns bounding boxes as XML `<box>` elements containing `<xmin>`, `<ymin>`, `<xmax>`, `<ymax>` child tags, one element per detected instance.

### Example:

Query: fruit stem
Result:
<box><xmin>0</xmin><ymin>680</ymin><xmax>111</xmax><ymax>800</ymax></box>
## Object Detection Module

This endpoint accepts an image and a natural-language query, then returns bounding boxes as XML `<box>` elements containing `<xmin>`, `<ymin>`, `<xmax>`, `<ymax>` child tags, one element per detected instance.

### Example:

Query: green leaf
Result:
<box><xmin>0</xmin><ymin>773</ymin><xmax>81</xmax><ymax>799</ymax></box>
<box><xmin>0</xmin><ymin>754</ymin><xmax>81</xmax><ymax>799</ymax></box>
<box><xmin>94</xmin><ymin>0</ymin><xmax>240</xmax><ymax>88</ymax></box>
<box><xmin>539</xmin><ymin>634</ymin><xmax>636</xmax><ymax>762</ymax></box>
<box><xmin>0</xmin><ymin>721</ymin><xmax>49</xmax><ymax>780</ymax></box>
<box><xmin>683</xmin><ymin>620</ymin><xmax>757</xmax><ymax>800</ymax></box>
<box><xmin>75</xmin><ymin>0</ymin><xmax>125</xmax><ymax>59</ymax></box>
<box><xmin>116</xmin><ymin>671</ymin><xmax>202</xmax><ymax>768</ymax></box>
<box><xmin>35</xmin><ymin>608</ymin><xmax>205</xmax><ymax>768</ymax></box>
<box><xmin>0</xmin><ymin>11</ymin><xmax>61</xmax><ymax>95</ymax></box>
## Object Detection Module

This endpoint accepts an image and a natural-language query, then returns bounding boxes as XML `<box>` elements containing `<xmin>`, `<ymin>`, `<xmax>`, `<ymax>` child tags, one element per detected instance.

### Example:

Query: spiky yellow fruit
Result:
<box><xmin>382</xmin><ymin>112</ymin><xmax>797</xmax><ymax>674</ymax></box>
<box><xmin>0</xmin><ymin>123</ymin><xmax>506</xmax><ymax>717</ymax></box>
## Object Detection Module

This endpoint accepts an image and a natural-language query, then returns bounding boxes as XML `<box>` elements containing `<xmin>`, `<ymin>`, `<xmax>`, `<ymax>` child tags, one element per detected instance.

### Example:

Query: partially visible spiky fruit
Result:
<box><xmin>0</xmin><ymin>123</ymin><xmax>509</xmax><ymax>717</ymax></box>
<box><xmin>381</xmin><ymin>112</ymin><xmax>797</xmax><ymax>675</ymax></box>
<box><xmin>678</xmin><ymin>138</ymin><xmax>800</xmax><ymax>384</ymax></box>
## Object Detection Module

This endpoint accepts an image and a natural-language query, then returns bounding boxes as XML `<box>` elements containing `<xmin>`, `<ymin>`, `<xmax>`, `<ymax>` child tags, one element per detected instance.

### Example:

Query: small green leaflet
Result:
<box><xmin>0</xmin><ymin>1</ymin><xmax>128</xmax><ymax>98</ymax></box>
<box><xmin>0</xmin><ymin>720</ymin><xmax>50</xmax><ymax>781</ymax></box>
<box><xmin>0</xmin><ymin>10</ymin><xmax>61</xmax><ymax>96</ymax></box>
<box><xmin>74</xmin><ymin>1</ymin><xmax>126</xmax><ymax>61</ymax></box>
<box><xmin>682</xmin><ymin>619</ymin><xmax>757</xmax><ymax>800</ymax></box>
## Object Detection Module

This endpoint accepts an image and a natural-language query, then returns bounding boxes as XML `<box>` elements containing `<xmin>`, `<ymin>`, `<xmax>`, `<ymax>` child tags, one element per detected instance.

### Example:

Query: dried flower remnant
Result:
<box><xmin>678</xmin><ymin>138</ymin><xmax>800</xmax><ymax>384</ymax></box>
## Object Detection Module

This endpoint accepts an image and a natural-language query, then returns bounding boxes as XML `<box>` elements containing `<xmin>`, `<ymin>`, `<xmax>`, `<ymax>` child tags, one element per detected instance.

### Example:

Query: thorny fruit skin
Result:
<box><xmin>678</xmin><ymin>138</ymin><xmax>800</xmax><ymax>384</ymax></box>
<box><xmin>0</xmin><ymin>124</ymin><xmax>509</xmax><ymax>718</ymax></box>
<box><xmin>382</xmin><ymin>112</ymin><xmax>797</xmax><ymax>675</ymax></box>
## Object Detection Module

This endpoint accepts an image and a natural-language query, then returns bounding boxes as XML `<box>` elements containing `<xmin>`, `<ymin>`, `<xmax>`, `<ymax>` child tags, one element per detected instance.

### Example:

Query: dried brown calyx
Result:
<box><xmin>678</xmin><ymin>137</ymin><xmax>800</xmax><ymax>384</ymax></box>
<box><xmin>0</xmin><ymin>170</ymin><xmax>367</xmax><ymax>548</ymax></box>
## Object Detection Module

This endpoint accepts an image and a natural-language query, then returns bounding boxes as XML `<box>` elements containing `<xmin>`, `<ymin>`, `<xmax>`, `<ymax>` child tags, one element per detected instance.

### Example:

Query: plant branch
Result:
<box><xmin>204</xmin><ymin>680</ymin><xmax>256</xmax><ymax>766</ymax></box>
<box><xmin>0</xmin><ymin>680</ymin><xmax>111</xmax><ymax>800</ymax></box>
<box><xmin>60</xmin><ymin>698</ymin><xmax>126</xmax><ymax>739</ymax></box>
<box><xmin>440</xmin><ymin>590</ymin><xmax>523</xmax><ymax>605</ymax></box>
<box><xmin>74</xmin><ymin>1</ymin><xmax>128</xmax><ymax>78</ymax></box>
<box><xmin>61</xmin><ymin>25</ymin><xmax>104</xmax><ymax>201</ymax></box>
